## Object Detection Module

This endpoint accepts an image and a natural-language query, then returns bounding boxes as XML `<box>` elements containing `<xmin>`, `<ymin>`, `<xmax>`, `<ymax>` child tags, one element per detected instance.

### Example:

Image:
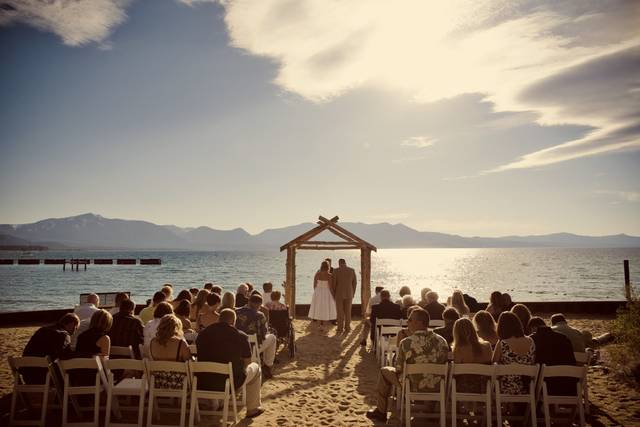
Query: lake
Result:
<box><xmin>0</xmin><ymin>247</ymin><xmax>638</xmax><ymax>312</ymax></box>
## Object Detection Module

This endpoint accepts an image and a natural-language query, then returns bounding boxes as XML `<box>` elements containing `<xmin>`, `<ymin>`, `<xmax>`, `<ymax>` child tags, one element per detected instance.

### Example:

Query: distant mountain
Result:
<box><xmin>1</xmin><ymin>213</ymin><xmax>639</xmax><ymax>250</ymax></box>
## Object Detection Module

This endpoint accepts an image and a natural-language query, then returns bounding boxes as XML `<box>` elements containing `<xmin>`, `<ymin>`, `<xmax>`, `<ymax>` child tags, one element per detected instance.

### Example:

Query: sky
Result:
<box><xmin>0</xmin><ymin>0</ymin><xmax>639</xmax><ymax>236</ymax></box>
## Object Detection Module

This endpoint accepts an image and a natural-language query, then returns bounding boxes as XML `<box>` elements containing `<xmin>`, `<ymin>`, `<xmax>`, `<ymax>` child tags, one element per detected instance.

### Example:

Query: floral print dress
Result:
<box><xmin>498</xmin><ymin>338</ymin><xmax>536</xmax><ymax>394</ymax></box>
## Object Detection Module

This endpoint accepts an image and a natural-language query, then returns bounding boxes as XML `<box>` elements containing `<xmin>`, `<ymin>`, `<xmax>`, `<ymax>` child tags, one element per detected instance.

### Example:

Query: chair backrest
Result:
<box><xmin>541</xmin><ymin>364</ymin><xmax>586</xmax><ymax>380</ymax></box>
<box><xmin>145</xmin><ymin>360</ymin><xmax>189</xmax><ymax>375</ymax></box>
<box><xmin>58</xmin><ymin>356</ymin><xmax>102</xmax><ymax>371</ymax></box>
<box><xmin>494</xmin><ymin>363</ymin><xmax>539</xmax><ymax>378</ymax></box>
<box><xmin>405</xmin><ymin>363</ymin><xmax>448</xmax><ymax>376</ymax></box>
<box><xmin>380</xmin><ymin>326</ymin><xmax>403</xmax><ymax>337</ymax></box>
<box><xmin>104</xmin><ymin>358</ymin><xmax>145</xmax><ymax>373</ymax></box>
<box><xmin>9</xmin><ymin>356</ymin><xmax>50</xmax><ymax>370</ymax></box>
<box><xmin>451</xmin><ymin>362</ymin><xmax>495</xmax><ymax>376</ymax></box>
<box><xmin>377</xmin><ymin>318</ymin><xmax>402</xmax><ymax>327</ymax></box>
<box><xmin>110</xmin><ymin>345</ymin><xmax>134</xmax><ymax>359</ymax></box>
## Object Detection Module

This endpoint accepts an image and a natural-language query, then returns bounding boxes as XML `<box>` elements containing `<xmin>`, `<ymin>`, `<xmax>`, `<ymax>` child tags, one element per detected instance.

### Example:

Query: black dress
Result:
<box><xmin>72</xmin><ymin>328</ymin><xmax>106</xmax><ymax>385</ymax></box>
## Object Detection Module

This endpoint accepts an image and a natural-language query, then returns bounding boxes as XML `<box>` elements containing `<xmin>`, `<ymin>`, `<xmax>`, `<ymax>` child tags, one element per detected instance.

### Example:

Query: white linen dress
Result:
<box><xmin>308</xmin><ymin>279</ymin><xmax>337</xmax><ymax>321</ymax></box>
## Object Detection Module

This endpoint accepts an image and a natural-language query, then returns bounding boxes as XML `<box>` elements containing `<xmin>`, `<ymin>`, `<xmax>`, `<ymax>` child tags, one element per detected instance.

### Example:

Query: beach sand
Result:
<box><xmin>1</xmin><ymin>316</ymin><xmax>639</xmax><ymax>426</ymax></box>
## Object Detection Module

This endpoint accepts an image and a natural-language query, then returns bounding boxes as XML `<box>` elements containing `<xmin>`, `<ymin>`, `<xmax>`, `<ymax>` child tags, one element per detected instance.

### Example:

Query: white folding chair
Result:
<box><xmin>188</xmin><ymin>361</ymin><xmax>238</xmax><ymax>427</ymax></box>
<box><xmin>402</xmin><ymin>363</ymin><xmax>448</xmax><ymax>427</ymax></box>
<box><xmin>247</xmin><ymin>335</ymin><xmax>261</xmax><ymax>365</ymax></box>
<box><xmin>574</xmin><ymin>351</ymin><xmax>592</xmax><ymax>415</ymax></box>
<box><xmin>57</xmin><ymin>356</ymin><xmax>104</xmax><ymax>427</ymax></box>
<box><xmin>494</xmin><ymin>363</ymin><xmax>539</xmax><ymax>427</ymax></box>
<box><xmin>450</xmin><ymin>363</ymin><xmax>494</xmax><ymax>427</ymax></box>
<box><xmin>144</xmin><ymin>360</ymin><xmax>189</xmax><ymax>427</ymax></box>
<box><xmin>104</xmin><ymin>359</ymin><xmax>147</xmax><ymax>427</ymax></box>
<box><xmin>378</xmin><ymin>326</ymin><xmax>402</xmax><ymax>366</ymax></box>
<box><xmin>540</xmin><ymin>364</ymin><xmax>587</xmax><ymax>427</ymax></box>
<box><xmin>429</xmin><ymin>319</ymin><xmax>445</xmax><ymax>328</ymax></box>
<box><xmin>110</xmin><ymin>346</ymin><xmax>135</xmax><ymax>359</ymax></box>
<box><xmin>374</xmin><ymin>319</ymin><xmax>402</xmax><ymax>359</ymax></box>
<box><xmin>8</xmin><ymin>356</ymin><xmax>52</xmax><ymax>427</ymax></box>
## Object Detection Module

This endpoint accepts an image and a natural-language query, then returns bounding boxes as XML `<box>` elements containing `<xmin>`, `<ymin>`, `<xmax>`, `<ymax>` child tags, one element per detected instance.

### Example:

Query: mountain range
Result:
<box><xmin>0</xmin><ymin>213</ymin><xmax>639</xmax><ymax>250</ymax></box>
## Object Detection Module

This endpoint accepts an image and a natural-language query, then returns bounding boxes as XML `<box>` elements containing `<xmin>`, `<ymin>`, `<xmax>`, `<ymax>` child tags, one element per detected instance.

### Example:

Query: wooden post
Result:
<box><xmin>624</xmin><ymin>260</ymin><xmax>631</xmax><ymax>301</ymax></box>
<box><xmin>361</xmin><ymin>248</ymin><xmax>371</xmax><ymax>317</ymax></box>
<box><xmin>286</xmin><ymin>247</ymin><xmax>297</xmax><ymax>318</ymax></box>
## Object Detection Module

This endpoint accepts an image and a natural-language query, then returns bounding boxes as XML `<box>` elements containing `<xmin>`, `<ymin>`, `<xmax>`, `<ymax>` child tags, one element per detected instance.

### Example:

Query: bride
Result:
<box><xmin>308</xmin><ymin>260</ymin><xmax>337</xmax><ymax>325</ymax></box>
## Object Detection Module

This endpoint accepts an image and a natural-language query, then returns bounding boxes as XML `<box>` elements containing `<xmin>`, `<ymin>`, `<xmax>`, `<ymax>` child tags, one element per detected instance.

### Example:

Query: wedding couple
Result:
<box><xmin>308</xmin><ymin>258</ymin><xmax>357</xmax><ymax>333</ymax></box>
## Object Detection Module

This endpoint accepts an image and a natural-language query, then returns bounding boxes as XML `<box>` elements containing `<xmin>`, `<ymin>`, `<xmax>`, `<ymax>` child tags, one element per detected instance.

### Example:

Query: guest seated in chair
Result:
<box><xmin>109</xmin><ymin>299</ymin><xmax>144</xmax><ymax>358</ymax></box>
<box><xmin>197</xmin><ymin>309</ymin><xmax>264</xmax><ymax>418</ymax></box>
<box><xmin>434</xmin><ymin>307</ymin><xmax>460</xmax><ymax>347</ymax></box>
<box><xmin>236</xmin><ymin>294</ymin><xmax>277</xmax><ymax>379</ymax></box>
<box><xmin>265</xmin><ymin>291</ymin><xmax>288</xmax><ymax>311</ymax></box>
<box><xmin>369</xmin><ymin>290</ymin><xmax>402</xmax><ymax>346</ymax></box>
<box><xmin>366</xmin><ymin>309</ymin><xmax>449</xmax><ymax>422</ymax></box>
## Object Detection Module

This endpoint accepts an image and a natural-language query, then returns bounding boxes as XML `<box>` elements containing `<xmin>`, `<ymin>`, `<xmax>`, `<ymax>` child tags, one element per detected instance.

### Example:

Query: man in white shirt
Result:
<box><xmin>143</xmin><ymin>302</ymin><xmax>174</xmax><ymax>347</ymax></box>
<box><xmin>74</xmin><ymin>294</ymin><xmax>100</xmax><ymax>321</ymax></box>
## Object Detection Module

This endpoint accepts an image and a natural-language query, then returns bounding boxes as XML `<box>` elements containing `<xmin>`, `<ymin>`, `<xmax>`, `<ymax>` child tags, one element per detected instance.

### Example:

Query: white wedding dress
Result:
<box><xmin>308</xmin><ymin>279</ymin><xmax>337</xmax><ymax>321</ymax></box>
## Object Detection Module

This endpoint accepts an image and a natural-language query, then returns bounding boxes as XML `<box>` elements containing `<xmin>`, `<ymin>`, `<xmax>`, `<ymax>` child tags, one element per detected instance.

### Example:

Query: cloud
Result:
<box><xmin>594</xmin><ymin>190</ymin><xmax>640</xmax><ymax>203</ymax></box>
<box><xmin>401</xmin><ymin>136</ymin><xmax>436</xmax><ymax>148</ymax></box>
<box><xmin>217</xmin><ymin>0</ymin><xmax>640</xmax><ymax>169</ymax></box>
<box><xmin>0</xmin><ymin>0</ymin><xmax>130</xmax><ymax>46</ymax></box>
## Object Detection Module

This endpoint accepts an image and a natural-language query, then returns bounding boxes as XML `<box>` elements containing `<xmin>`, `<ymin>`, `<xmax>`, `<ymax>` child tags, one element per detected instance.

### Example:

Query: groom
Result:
<box><xmin>334</xmin><ymin>258</ymin><xmax>357</xmax><ymax>333</ymax></box>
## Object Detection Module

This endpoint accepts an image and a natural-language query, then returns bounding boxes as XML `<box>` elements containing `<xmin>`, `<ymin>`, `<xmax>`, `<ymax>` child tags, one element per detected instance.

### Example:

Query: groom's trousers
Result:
<box><xmin>336</xmin><ymin>298</ymin><xmax>352</xmax><ymax>331</ymax></box>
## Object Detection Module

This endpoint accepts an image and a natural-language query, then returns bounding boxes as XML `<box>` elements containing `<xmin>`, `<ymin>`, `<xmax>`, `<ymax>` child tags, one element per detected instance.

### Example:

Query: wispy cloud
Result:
<box><xmin>0</xmin><ymin>0</ymin><xmax>131</xmax><ymax>46</ymax></box>
<box><xmin>594</xmin><ymin>190</ymin><xmax>640</xmax><ymax>203</ymax></box>
<box><xmin>216</xmin><ymin>0</ymin><xmax>640</xmax><ymax>170</ymax></box>
<box><xmin>401</xmin><ymin>136</ymin><xmax>436</xmax><ymax>148</ymax></box>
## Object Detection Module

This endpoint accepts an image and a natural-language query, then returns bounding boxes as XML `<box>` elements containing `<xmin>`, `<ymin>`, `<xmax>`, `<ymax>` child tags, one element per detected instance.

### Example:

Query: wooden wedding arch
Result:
<box><xmin>280</xmin><ymin>215</ymin><xmax>377</xmax><ymax>318</ymax></box>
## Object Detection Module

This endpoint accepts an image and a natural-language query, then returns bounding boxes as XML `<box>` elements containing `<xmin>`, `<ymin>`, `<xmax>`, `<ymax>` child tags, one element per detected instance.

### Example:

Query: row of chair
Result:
<box><xmin>8</xmin><ymin>351</ymin><xmax>245</xmax><ymax>427</ymax></box>
<box><xmin>395</xmin><ymin>361</ymin><xmax>587</xmax><ymax>427</ymax></box>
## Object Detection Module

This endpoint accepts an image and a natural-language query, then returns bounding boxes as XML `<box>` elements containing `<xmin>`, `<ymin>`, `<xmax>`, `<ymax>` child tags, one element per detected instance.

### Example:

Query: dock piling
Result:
<box><xmin>624</xmin><ymin>259</ymin><xmax>631</xmax><ymax>301</ymax></box>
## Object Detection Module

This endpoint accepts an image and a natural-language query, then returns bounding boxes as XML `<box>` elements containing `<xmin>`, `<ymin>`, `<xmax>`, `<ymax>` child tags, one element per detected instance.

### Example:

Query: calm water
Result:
<box><xmin>0</xmin><ymin>248</ymin><xmax>638</xmax><ymax>313</ymax></box>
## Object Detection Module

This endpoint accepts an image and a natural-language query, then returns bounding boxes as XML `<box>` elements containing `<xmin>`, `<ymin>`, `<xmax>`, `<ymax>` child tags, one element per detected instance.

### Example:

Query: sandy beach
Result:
<box><xmin>1</xmin><ymin>315</ymin><xmax>639</xmax><ymax>426</ymax></box>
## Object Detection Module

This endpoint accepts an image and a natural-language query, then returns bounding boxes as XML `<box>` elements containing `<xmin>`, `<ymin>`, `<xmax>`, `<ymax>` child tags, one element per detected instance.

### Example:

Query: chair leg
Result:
<box><xmin>105</xmin><ymin>391</ymin><xmax>113</xmax><ymax>427</ymax></box>
<box><xmin>188</xmin><ymin>392</ymin><xmax>195</xmax><ymax>427</ymax></box>
<box><xmin>40</xmin><ymin>385</ymin><xmax>49</xmax><ymax>427</ymax></box>
<box><xmin>543</xmin><ymin>390</ymin><xmax>551</xmax><ymax>427</ymax></box>
<box><xmin>138</xmin><ymin>392</ymin><xmax>146</xmax><ymax>427</ymax></box>
<box><xmin>62</xmin><ymin>386</ymin><xmax>69</xmax><ymax>427</ymax></box>
<box><xmin>94</xmin><ymin>389</ymin><xmax>100</xmax><ymax>427</ymax></box>
<box><xmin>486</xmin><ymin>395</ymin><xmax>491</xmax><ymax>427</ymax></box>
<box><xmin>9</xmin><ymin>387</ymin><xmax>18</xmax><ymax>426</ymax></box>
<box><xmin>222</xmin><ymin>395</ymin><xmax>229</xmax><ymax>427</ymax></box>
<box><xmin>451</xmin><ymin>394</ymin><xmax>457</xmax><ymax>427</ymax></box>
<box><xmin>440</xmin><ymin>398</ymin><xmax>446</xmax><ymax>427</ymax></box>
<box><xmin>530</xmin><ymin>395</ymin><xmax>537</xmax><ymax>427</ymax></box>
<box><xmin>578</xmin><ymin>393</ymin><xmax>586</xmax><ymax>427</ymax></box>
<box><xmin>495</xmin><ymin>394</ymin><xmax>502</xmax><ymax>427</ymax></box>
<box><xmin>179</xmin><ymin>392</ymin><xmax>187</xmax><ymax>427</ymax></box>
<box><xmin>146</xmin><ymin>389</ymin><xmax>154</xmax><ymax>427</ymax></box>
<box><xmin>405</xmin><ymin>395</ymin><xmax>410</xmax><ymax>427</ymax></box>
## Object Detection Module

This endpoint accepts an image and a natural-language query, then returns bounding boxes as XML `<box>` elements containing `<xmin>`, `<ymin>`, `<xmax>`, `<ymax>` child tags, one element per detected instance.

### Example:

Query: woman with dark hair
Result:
<box><xmin>511</xmin><ymin>304</ymin><xmax>533</xmax><ymax>335</ymax></box>
<box><xmin>473</xmin><ymin>310</ymin><xmax>499</xmax><ymax>348</ymax></box>
<box><xmin>308</xmin><ymin>260</ymin><xmax>337</xmax><ymax>326</ymax></box>
<box><xmin>172</xmin><ymin>290</ymin><xmax>193</xmax><ymax>309</ymax></box>
<box><xmin>486</xmin><ymin>291</ymin><xmax>504</xmax><ymax>321</ymax></box>
<box><xmin>492</xmin><ymin>311</ymin><xmax>536</xmax><ymax>394</ymax></box>
<box><xmin>174</xmin><ymin>300</ymin><xmax>194</xmax><ymax>332</ymax></box>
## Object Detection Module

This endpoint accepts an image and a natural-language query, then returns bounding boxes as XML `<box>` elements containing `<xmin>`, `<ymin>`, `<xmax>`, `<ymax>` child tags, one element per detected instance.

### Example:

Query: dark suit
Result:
<box><xmin>424</xmin><ymin>301</ymin><xmax>446</xmax><ymax>320</ymax></box>
<box><xmin>531</xmin><ymin>326</ymin><xmax>577</xmax><ymax>395</ymax></box>
<box><xmin>22</xmin><ymin>324</ymin><xmax>72</xmax><ymax>383</ymax></box>
<box><xmin>370</xmin><ymin>300</ymin><xmax>402</xmax><ymax>343</ymax></box>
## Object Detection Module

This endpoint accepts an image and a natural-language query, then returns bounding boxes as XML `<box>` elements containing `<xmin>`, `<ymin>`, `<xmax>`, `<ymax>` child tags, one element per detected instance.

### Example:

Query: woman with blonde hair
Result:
<box><xmin>149</xmin><ymin>314</ymin><xmax>192</xmax><ymax>389</ymax></box>
<box><xmin>219</xmin><ymin>291</ymin><xmax>236</xmax><ymax>311</ymax></box>
<box><xmin>452</xmin><ymin>317</ymin><xmax>492</xmax><ymax>392</ymax></box>
<box><xmin>473</xmin><ymin>310</ymin><xmax>499</xmax><ymax>348</ymax></box>
<box><xmin>417</xmin><ymin>287</ymin><xmax>431</xmax><ymax>308</ymax></box>
<box><xmin>190</xmin><ymin>289</ymin><xmax>210</xmax><ymax>321</ymax></box>
<box><xmin>450</xmin><ymin>290</ymin><xmax>470</xmax><ymax>316</ymax></box>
